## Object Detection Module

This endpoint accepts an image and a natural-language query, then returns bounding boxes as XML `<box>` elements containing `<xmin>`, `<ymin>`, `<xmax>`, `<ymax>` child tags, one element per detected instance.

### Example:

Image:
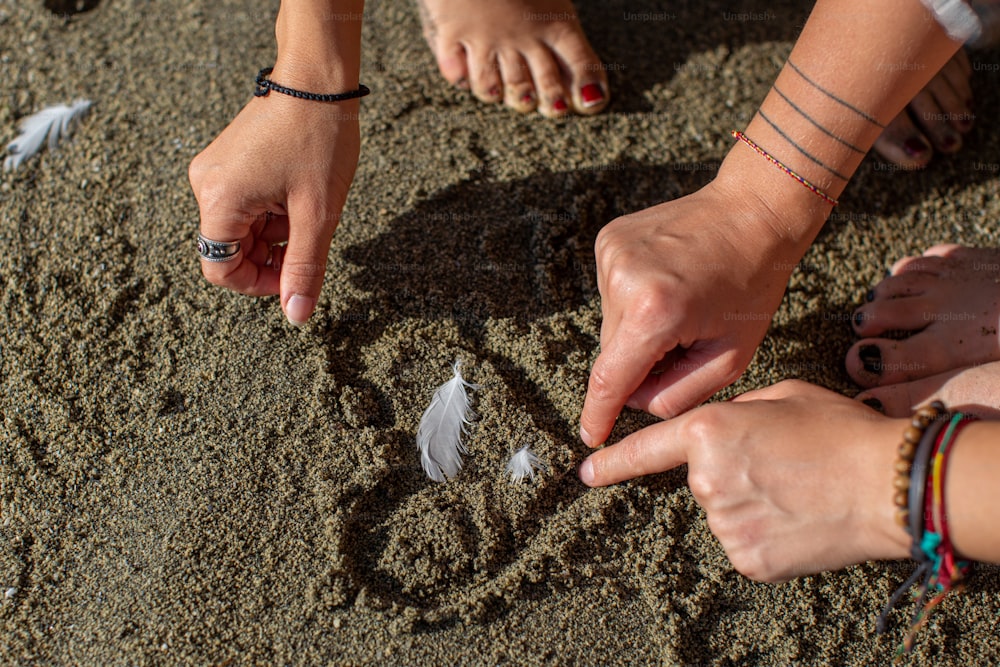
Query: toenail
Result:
<box><xmin>859</xmin><ymin>344</ymin><xmax>883</xmax><ymax>375</ymax></box>
<box><xmin>853</xmin><ymin>310</ymin><xmax>865</xmax><ymax>326</ymax></box>
<box><xmin>455</xmin><ymin>77</ymin><xmax>469</xmax><ymax>90</ymax></box>
<box><xmin>580</xmin><ymin>83</ymin><xmax>605</xmax><ymax>107</ymax></box>
<box><xmin>903</xmin><ymin>137</ymin><xmax>929</xmax><ymax>157</ymax></box>
<box><xmin>520</xmin><ymin>91</ymin><xmax>535</xmax><ymax>104</ymax></box>
<box><xmin>862</xmin><ymin>397</ymin><xmax>885</xmax><ymax>413</ymax></box>
<box><xmin>488</xmin><ymin>85</ymin><xmax>501</xmax><ymax>99</ymax></box>
<box><xmin>553</xmin><ymin>98</ymin><xmax>568</xmax><ymax>112</ymax></box>
<box><xmin>941</xmin><ymin>134</ymin><xmax>958</xmax><ymax>150</ymax></box>
<box><xmin>866</xmin><ymin>289</ymin><xmax>876</xmax><ymax>302</ymax></box>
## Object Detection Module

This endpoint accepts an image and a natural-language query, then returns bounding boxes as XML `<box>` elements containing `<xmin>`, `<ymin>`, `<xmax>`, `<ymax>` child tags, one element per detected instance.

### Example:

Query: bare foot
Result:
<box><xmin>856</xmin><ymin>362</ymin><xmax>1000</xmax><ymax>419</ymax></box>
<box><xmin>872</xmin><ymin>50</ymin><xmax>974</xmax><ymax>168</ymax></box>
<box><xmin>416</xmin><ymin>0</ymin><xmax>609</xmax><ymax>117</ymax></box>
<box><xmin>846</xmin><ymin>245</ymin><xmax>1000</xmax><ymax>388</ymax></box>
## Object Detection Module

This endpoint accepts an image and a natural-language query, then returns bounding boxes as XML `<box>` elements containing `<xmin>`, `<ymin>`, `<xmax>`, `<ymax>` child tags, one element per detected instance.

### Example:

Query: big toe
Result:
<box><xmin>856</xmin><ymin>362</ymin><xmax>1000</xmax><ymax>419</ymax></box>
<box><xmin>846</xmin><ymin>328</ymin><xmax>983</xmax><ymax>389</ymax></box>
<box><xmin>549</xmin><ymin>29</ymin><xmax>609</xmax><ymax>115</ymax></box>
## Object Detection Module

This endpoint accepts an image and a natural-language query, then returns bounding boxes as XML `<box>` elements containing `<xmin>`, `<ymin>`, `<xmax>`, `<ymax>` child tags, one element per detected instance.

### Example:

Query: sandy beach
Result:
<box><xmin>2</xmin><ymin>0</ymin><xmax>1000</xmax><ymax>664</ymax></box>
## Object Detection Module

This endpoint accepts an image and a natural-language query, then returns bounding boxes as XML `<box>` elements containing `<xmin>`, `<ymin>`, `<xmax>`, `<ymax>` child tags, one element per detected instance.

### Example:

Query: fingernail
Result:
<box><xmin>862</xmin><ymin>397</ymin><xmax>885</xmax><ymax>413</ymax></box>
<box><xmin>286</xmin><ymin>294</ymin><xmax>316</xmax><ymax>327</ymax></box>
<box><xmin>580</xmin><ymin>425</ymin><xmax>592</xmax><ymax>447</ymax></box>
<box><xmin>578</xmin><ymin>459</ymin><xmax>595</xmax><ymax>485</ymax></box>
<box><xmin>866</xmin><ymin>289</ymin><xmax>876</xmax><ymax>302</ymax></box>
<box><xmin>553</xmin><ymin>98</ymin><xmax>568</xmax><ymax>112</ymax></box>
<box><xmin>580</xmin><ymin>83</ymin><xmax>605</xmax><ymax>107</ymax></box>
<box><xmin>859</xmin><ymin>344</ymin><xmax>883</xmax><ymax>375</ymax></box>
<box><xmin>903</xmin><ymin>137</ymin><xmax>929</xmax><ymax>157</ymax></box>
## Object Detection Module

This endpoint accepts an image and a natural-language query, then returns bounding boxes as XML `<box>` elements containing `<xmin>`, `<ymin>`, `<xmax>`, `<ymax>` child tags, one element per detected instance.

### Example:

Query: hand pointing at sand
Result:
<box><xmin>578</xmin><ymin>171</ymin><xmax>816</xmax><ymax>446</ymax></box>
<box><xmin>579</xmin><ymin>0</ymin><xmax>963</xmax><ymax>444</ymax></box>
<box><xmin>579</xmin><ymin>381</ymin><xmax>912</xmax><ymax>582</ymax></box>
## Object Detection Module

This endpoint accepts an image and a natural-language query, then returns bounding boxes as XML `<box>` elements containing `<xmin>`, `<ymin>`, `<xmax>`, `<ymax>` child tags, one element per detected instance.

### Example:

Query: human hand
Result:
<box><xmin>189</xmin><ymin>78</ymin><xmax>361</xmax><ymax>325</ymax></box>
<box><xmin>579</xmin><ymin>380</ymin><xmax>912</xmax><ymax>582</ymax></box>
<box><xmin>580</xmin><ymin>179</ymin><xmax>808</xmax><ymax>446</ymax></box>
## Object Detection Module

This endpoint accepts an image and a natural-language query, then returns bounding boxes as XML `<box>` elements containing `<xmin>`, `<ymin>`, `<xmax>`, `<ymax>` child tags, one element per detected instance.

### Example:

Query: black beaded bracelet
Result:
<box><xmin>254</xmin><ymin>67</ymin><xmax>371</xmax><ymax>102</ymax></box>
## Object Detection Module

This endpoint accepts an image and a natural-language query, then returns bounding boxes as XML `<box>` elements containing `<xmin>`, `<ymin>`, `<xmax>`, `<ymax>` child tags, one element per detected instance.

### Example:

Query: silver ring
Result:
<box><xmin>197</xmin><ymin>234</ymin><xmax>241</xmax><ymax>263</ymax></box>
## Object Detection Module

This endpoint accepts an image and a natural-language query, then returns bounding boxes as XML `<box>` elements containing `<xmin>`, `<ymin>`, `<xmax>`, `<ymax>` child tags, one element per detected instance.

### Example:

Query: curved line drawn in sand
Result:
<box><xmin>310</xmin><ymin>162</ymin><xmax>713</xmax><ymax>626</ymax></box>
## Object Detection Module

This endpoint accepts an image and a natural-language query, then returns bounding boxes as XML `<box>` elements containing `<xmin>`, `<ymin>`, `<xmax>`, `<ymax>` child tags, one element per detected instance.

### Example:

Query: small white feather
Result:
<box><xmin>506</xmin><ymin>445</ymin><xmax>546</xmax><ymax>482</ymax></box>
<box><xmin>4</xmin><ymin>99</ymin><xmax>92</xmax><ymax>171</ymax></box>
<box><xmin>417</xmin><ymin>360</ymin><xmax>477</xmax><ymax>482</ymax></box>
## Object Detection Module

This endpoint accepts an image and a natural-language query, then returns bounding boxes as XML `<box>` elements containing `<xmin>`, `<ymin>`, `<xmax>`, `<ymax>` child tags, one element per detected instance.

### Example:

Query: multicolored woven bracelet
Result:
<box><xmin>878</xmin><ymin>403</ymin><xmax>979</xmax><ymax>660</ymax></box>
<box><xmin>731</xmin><ymin>130</ymin><xmax>839</xmax><ymax>206</ymax></box>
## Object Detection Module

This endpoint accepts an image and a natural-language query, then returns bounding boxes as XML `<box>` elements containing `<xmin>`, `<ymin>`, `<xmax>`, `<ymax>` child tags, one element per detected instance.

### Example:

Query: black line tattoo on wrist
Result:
<box><xmin>758</xmin><ymin>109</ymin><xmax>851</xmax><ymax>181</ymax></box>
<box><xmin>787</xmin><ymin>59</ymin><xmax>886</xmax><ymax>129</ymax></box>
<box><xmin>772</xmin><ymin>85</ymin><xmax>866</xmax><ymax>154</ymax></box>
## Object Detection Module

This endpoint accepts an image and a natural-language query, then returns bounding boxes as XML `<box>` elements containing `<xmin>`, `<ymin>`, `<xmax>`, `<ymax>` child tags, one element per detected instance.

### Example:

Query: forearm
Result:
<box><xmin>716</xmin><ymin>0</ymin><xmax>963</xmax><ymax>247</ymax></box>
<box><xmin>273</xmin><ymin>0</ymin><xmax>364</xmax><ymax>90</ymax></box>
<box><xmin>946</xmin><ymin>421</ymin><xmax>1000</xmax><ymax>563</ymax></box>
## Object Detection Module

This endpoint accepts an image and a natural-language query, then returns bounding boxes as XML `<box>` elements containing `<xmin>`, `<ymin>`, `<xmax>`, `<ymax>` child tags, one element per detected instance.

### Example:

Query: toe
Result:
<box><xmin>857</xmin><ymin>363</ymin><xmax>1000</xmax><ymax>419</ymax></box>
<box><xmin>846</xmin><ymin>332</ymin><xmax>959</xmax><ymax>388</ymax></box>
<box><xmin>845</xmin><ymin>330</ymin><xmax>995</xmax><ymax>387</ymax></box>
<box><xmin>939</xmin><ymin>51</ymin><xmax>975</xmax><ymax>130</ymax></box>
<box><xmin>523</xmin><ymin>45</ymin><xmax>570</xmax><ymax>117</ymax></box>
<box><xmin>498</xmin><ymin>49</ymin><xmax>538</xmax><ymax>113</ymax></box>
<box><xmin>866</xmin><ymin>270</ymin><xmax>937</xmax><ymax>301</ymax></box>
<box><xmin>546</xmin><ymin>29</ymin><xmax>609</xmax><ymax>114</ymax></box>
<box><xmin>433</xmin><ymin>40</ymin><xmax>471</xmax><ymax>89</ymax></box>
<box><xmin>889</xmin><ymin>252</ymin><xmax>949</xmax><ymax>276</ymax></box>
<box><xmin>907</xmin><ymin>87</ymin><xmax>963</xmax><ymax>154</ymax></box>
<box><xmin>852</xmin><ymin>296</ymin><xmax>934</xmax><ymax>338</ymax></box>
<box><xmin>465</xmin><ymin>45</ymin><xmax>503</xmax><ymax>103</ymax></box>
<box><xmin>872</xmin><ymin>111</ymin><xmax>933</xmax><ymax>169</ymax></box>
<box><xmin>855</xmin><ymin>382</ymin><xmax>932</xmax><ymax>418</ymax></box>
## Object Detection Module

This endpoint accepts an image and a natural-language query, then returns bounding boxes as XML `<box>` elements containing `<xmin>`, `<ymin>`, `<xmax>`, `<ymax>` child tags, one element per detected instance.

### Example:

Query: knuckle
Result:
<box><xmin>686</xmin><ymin>467</ymin><xmax>719</xmax><ymax>501</ymax></box>
<box><xmin>586</xmin><ymin>364</ymin><xmax>616</xmax><ymax>401</ymax></box>
<box><xmin>200</xmin><ymin>264</ymin><xmax>236</xmax><ymax>288</ymax></box>
<box><xmin>616</xmin><ymin>437</ymin><xmax>645</xmax><ymax>472</ymax></box>
<box><xmin>729</xmin><ymin>547</ymin><xmax>780</xmax><ymax>583</ymax></box>
<box><xmin>281</xmin><ymin>258</ymin><xmax>328</xmax><ymax>282</ymax></box>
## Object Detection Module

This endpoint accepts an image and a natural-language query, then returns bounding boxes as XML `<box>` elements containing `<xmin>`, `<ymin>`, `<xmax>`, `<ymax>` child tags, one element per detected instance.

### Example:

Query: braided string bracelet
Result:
<box><xmin>254</xmin><ymin>67</ymin><xmax>371</xmax><ymax>102</ymax></box>
<box><xmin>730</xmin><ymin>130</ymin><xmax>839</xmax><ymax>206</ymax></box>
<box><xmin>876</xmin><ymin>402</ymin><xmax>979</xmax><ymax>659</ymax></box>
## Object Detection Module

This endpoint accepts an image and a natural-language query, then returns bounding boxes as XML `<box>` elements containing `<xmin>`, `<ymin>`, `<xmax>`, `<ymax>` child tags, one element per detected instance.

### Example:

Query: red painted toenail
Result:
<box><xmin>488</xmin><ymin>86</ymin><xmax>501</xmax><ymax>98</ymax></box>
<box><xmin>903</xmin><ymin>137</ymin><xmax>928</xmax><ymax>157</ymax></box>
<box><xmin>553</xmin><ymin>98</ymin><xmax>568</xmax><ymax>112</ymax></box>
<box><xmin>580</xmin><ymin>83</ymin><xmax>605</xmax><ymax>107</ymax></box>
<box><xmin>942</xmin><ymin>134</ymin><xmax>958</xmax><ymax>150</ymax></box>
<box><xmin>521</xmin><ymin>91</ymin><xmax>535</xmax><ymax>104</ymax></box>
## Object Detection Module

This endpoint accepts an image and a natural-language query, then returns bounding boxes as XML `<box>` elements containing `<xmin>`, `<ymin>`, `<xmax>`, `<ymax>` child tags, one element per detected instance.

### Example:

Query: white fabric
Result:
<box><xmin>920</xmin><ymin>0</ymin><xmax>982</xmax><ymax>42</ymax></box>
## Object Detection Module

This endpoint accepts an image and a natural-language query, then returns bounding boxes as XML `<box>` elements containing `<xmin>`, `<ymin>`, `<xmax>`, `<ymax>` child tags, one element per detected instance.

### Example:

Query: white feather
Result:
<box><xmin>505</xmin><ymin>445</ymin><xmax>546</xmax><ymax>482</ymax></box>
<box><xmin>417</xmin><ymin>360</ymin><xmax>477</xmax><ymax>482</ymax></box>
<box><xmin>4</xmin><ymin>99</ymin><xmax>92</xmax><ymax>171</ymax></box>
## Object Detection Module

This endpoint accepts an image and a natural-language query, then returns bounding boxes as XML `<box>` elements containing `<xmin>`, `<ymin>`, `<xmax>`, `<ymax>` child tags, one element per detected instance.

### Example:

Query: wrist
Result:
<box><xmin>862</xmin><ymin>416</ymin><xmax>917</xmax><ymax>561</ymax></box>
<box><xmin>712</xmin><ymin>135</ymin><xmax>832</xmax><ymax>253</ymax></box>
<box><xmin>273</xmin><ymin>0</ymin><xmax>363</xmax><ymax>91</ymax></box>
